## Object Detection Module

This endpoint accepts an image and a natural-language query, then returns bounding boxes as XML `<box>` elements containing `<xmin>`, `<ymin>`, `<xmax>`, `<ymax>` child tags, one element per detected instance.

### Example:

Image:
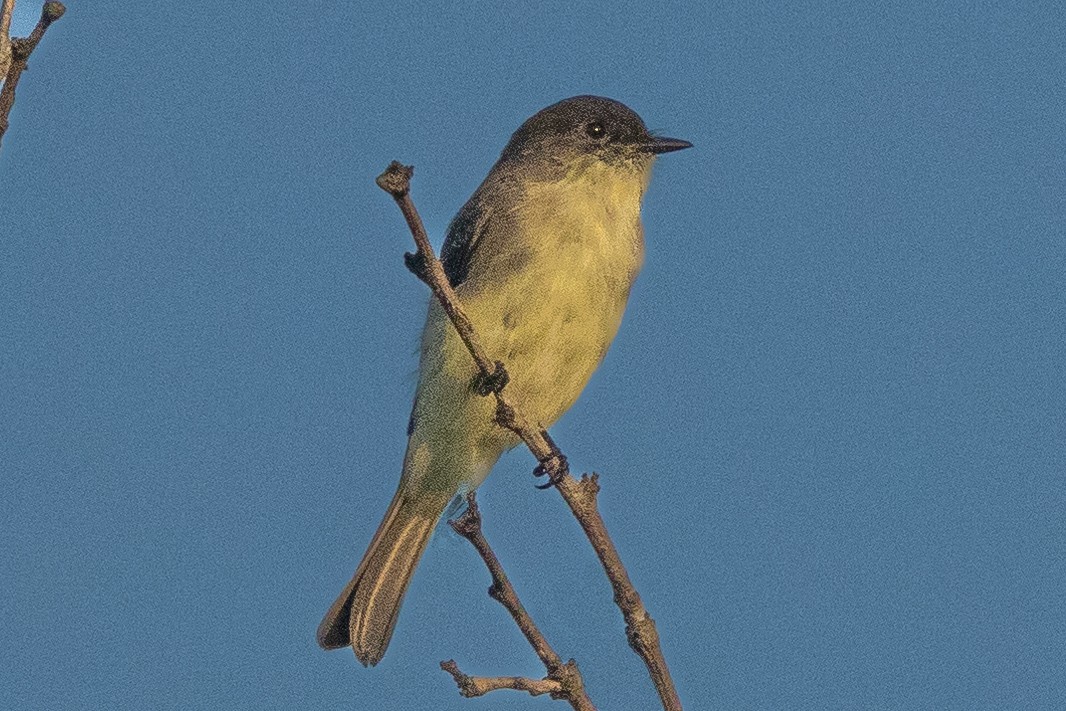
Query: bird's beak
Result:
<box><xmin>644</xmin><ymin>136</ymin><xmax>693</xmax><ymax>154</ymax></box>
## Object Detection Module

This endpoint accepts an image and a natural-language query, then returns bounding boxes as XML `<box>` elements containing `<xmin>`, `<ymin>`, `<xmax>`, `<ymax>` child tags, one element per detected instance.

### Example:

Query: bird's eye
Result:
<box><xmin>585</xmin><ymin>122</ymin><xmax>607</xmax><ymax>139</ymax></box>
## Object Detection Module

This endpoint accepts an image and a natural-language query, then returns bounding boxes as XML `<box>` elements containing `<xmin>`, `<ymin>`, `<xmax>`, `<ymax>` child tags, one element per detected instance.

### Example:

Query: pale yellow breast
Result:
<box><xmin>464</xmin><ymin>160</ymin><xmax>647</xmax><ymax>427</ymax></box>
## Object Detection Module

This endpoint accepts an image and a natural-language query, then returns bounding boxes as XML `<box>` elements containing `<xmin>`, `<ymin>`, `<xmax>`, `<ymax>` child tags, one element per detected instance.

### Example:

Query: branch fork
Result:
<box><xmin>441</xmin><ymin>494</ymin><xmax>595</xmax><ymax>710</ymax></box>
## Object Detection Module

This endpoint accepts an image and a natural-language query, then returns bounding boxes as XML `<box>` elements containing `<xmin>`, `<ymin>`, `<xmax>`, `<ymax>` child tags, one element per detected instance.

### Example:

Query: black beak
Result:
<box><xmin>645</xmin><ymin>136</ymin><xmax>693</xmax><ymax>154</ymax></box>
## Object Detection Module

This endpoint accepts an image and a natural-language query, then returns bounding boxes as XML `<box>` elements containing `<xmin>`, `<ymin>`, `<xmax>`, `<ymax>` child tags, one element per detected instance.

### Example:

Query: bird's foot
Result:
<box><xmin>534</xmin><ymin>454</ymin><xmax>568</xmax><ymax>489</ymax></box>
<box><xmin>473</xmin><ymin>361</ymin><xmax>509</xmax><ymax>396</ymax></box>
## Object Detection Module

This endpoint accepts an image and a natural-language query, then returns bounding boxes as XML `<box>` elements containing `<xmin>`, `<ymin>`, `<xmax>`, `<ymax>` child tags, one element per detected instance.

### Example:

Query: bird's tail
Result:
<box><xmin>316</xmin><ymin>485</ymin><xmax>451</xmax><ymax>665</ymax></box>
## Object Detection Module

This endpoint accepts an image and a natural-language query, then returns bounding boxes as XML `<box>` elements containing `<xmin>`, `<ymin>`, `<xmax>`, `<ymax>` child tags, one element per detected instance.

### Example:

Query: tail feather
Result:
<box><xmin>317</xmin><ymin>489</ymin><xmax>449</xmax><ymax>665</ymax></box>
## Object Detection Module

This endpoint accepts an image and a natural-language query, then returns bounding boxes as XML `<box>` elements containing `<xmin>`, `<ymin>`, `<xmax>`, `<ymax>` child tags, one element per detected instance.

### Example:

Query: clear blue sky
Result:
<box><xmin>2</xmin><ymin>2</ymin><xmax>1064</xmax><ymax>709</ymax></box>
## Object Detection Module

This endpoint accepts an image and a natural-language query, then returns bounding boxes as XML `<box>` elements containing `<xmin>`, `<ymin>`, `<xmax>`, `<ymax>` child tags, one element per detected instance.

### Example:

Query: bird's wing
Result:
<box><xmin>440</xmin><ymin>194</ymin><xmax>491</xmax><ymax>288</ymax></box>
<box><xmin>407</xmin><ymin>194</ymin><xmax>490</xmax><ymax>439</ymax></box>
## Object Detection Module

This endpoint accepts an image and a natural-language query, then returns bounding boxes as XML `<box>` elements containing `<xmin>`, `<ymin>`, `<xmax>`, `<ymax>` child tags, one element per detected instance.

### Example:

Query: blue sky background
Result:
<box><xmin>2</xmin><ymin>2</ymin><xmax>1064</xmax><ymax>709</ymax></box>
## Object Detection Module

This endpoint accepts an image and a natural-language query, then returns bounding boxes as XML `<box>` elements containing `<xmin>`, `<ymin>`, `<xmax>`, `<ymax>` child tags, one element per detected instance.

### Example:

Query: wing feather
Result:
<box><xmin>440</xmin><ymin>195</ymin><xmax>491</xmax><ymax>288</ymax></box>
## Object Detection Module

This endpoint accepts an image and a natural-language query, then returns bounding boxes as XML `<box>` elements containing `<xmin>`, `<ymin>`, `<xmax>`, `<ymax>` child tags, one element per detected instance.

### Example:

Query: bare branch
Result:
<box><xmin>440</xmin><ymin>660</ymin><xmax>562</xmax><ymax>699</ymax></box>
<box><xmin>445</xmin><ymin>493</ymin><xmax>596</xmax><ymax>710</ymax></box>
<box><xmin>0</xmin><ymin>1</ymin><xmax>65</xmax><ymax>148</ymax></box>
<box><xmin>377</xmin><ymin>162</ymin><xmax>683</xmax><ymax>711</ymax></box>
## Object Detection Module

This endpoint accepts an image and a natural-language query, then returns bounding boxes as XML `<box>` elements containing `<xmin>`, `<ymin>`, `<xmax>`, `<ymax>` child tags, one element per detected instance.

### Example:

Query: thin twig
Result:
<box><xmin>445</xmin><ymin>493</ymin><xmax>596</xmax><ymax>710</ymax></box>
<box><xmin>0</xmin><ymin>1</ymin><xmax>65</xmax><ymax>148</ymax></box>
<box><xmin>377</xmin><ymin>161</ymin><xmax>683</xmax><ymax>711</ymax></box>
<box><xmin>440</xmin><ymin>660</ymin><xmax>563</xmax><ymax>698</ymax></box>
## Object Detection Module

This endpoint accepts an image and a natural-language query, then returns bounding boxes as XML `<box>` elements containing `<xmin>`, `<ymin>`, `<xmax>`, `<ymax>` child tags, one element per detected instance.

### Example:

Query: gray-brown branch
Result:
<box><xmin>0</xmin><ymin>1</ymin><xmax>65</xmax><ymax>148</ymax></box>
<box><xmin>376</xmin><ymin>161</ymin><xmax>683</xmax><ymax>711</ymax></box>
<box><xmin>445</xmin><ymin>493</ymin><xmax>595</xmax><ymax>710</ymax></box>
<box><xmin>440</xmin><ymin>660</ymin><xmax>563</xmax><ymax>699</ymax></box>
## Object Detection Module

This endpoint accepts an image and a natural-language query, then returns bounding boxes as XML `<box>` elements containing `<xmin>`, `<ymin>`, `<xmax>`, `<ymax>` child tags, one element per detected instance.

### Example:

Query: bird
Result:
<box><xmin>317</xmin><ymin>95</ymin><xmax>691</xmax><ymax>666</ymax></box>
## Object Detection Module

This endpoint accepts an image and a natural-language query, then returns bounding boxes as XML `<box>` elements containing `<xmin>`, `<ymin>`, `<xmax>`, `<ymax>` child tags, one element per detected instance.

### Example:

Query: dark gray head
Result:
<box><xmin>499</xmin><ymin>95</ymin><xmax>691</xmax><ymax>167</ymax></box>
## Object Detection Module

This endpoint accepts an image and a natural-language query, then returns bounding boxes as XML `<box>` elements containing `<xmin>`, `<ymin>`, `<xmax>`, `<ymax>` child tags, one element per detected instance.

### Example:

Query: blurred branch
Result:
<box><xmin>0</xmin><ymin>1</ymin><xmax>65</xmax><ymax>149</ymax></box>
<box><xmin>377</xmin><ymin>161</ymin><xmax>683</xmax><ymax>711</ymax></box>
<box><xmin>1</xmin><ymin>0</ymin><xmax>15</xmax><ymax>78</ymax></box>
<box><xmin>442</xmin><ymin>493</ymin><xmax>595</xmax><ymax>710</ymax></box>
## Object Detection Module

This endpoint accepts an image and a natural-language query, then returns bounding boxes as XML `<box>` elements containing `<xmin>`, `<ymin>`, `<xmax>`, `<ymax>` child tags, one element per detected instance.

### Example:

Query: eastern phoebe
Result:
<box><xmin>318</xmin><ymin>95</ymin><xmax>691</xmax><ymax>665</ymax></box>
